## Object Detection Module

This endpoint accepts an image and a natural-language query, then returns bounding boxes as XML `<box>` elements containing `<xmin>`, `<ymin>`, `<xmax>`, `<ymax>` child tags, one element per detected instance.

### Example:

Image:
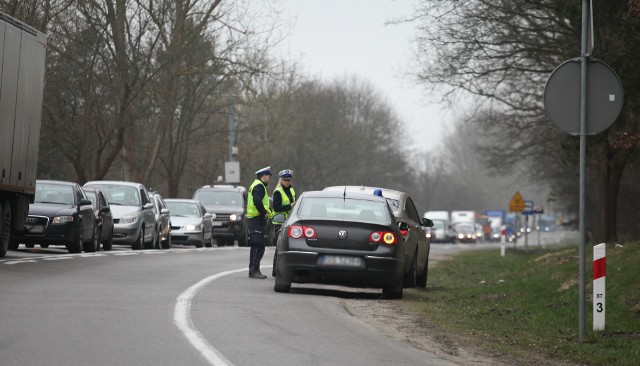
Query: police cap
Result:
<box><xmin>255</xmin><ymin>166</ymin><xmax>272</xmax><ymax>177</ymax></box>
<box><xmin>279</xmin><ymin>169</ymin><xmax>293</xmax><ymax>179</ymax></box>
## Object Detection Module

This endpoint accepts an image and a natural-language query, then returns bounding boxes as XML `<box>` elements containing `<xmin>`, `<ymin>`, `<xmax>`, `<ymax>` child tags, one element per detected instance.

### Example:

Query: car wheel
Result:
<box><xmin>161</xmin><ymin>233</ymin><xmax>171</xmax><ymax>249</ymax></box>
<box><xmin>68</xmin><ymin>230</ymin><xmax>83</xmax><ymax>253</ymax></box>
<box><xmin>40</xmin><ymin>244</ymin><xmax>49</xmax><ymax>248</ymax></box>
<box><xmin>238</xmin><ymin>233</ymin><xmax>248</xmax><ymax>247</ymax></box>
<box><xmin>84</xmin><ymin>225</ymin><xmax>99</xmax><ymax>253</ymax></box>
<box><xmin>0</xmin><ymin>202</ymin><xmax>7</xmax><ymax>257</ymax></box>
<box><xmin>216</xmin><ymin>239</ymin><xmax>226</xmax><ymax>247</ymax></box>
<box><xmin>403</xmin><ymin>252</ymin><xmax>417</xmax><ymax>288</ymax></box>
<box><xmin>25</xmin><ymin>244</ymin><xmax>34</xmax><ymax>248</ymax></box>
<box><xmin>103</xmin><ymin>228</ymin><xmax>113</xmax><ymax>251</ymax></box>
<box><xmin>382</xmin><ymin>275</ymin><xmax>404</xmax><ymax>299</ymax></box>
<box><xmin>205</xmin><ymin>233</ymin><xmax>213</xmax><ymax>248</ymax></box>
<box><xmin>153</xmin><ymin>226</ymin><xmax>160</xmax><ymax>249</ymax></box>
<box><xmin>195</xmin><ymin>231</ymin><xmax>204</xmax><ymax>248</ymax></box>
<box><xmin>416</xmin><ymin>255</ymin><xmax>429</xmax><ymax>288</ymax></box>
<box><xmin>144</xmin><ymin>227</ymin><xmax>155</xmax><ymax>249</ymax></box>
<box><xmin>132</xmin><ymin>229</ymin><xmax>143</xmax><ymax>250</ymax></box>
<box><xmin>274</xmin><ymin>267</ymin><xmax>291</xmax><ymax>293</ymax></box>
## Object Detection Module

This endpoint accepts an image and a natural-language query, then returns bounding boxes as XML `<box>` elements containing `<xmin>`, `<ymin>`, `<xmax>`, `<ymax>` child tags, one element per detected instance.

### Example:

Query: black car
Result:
<box><xmin>273</xmin><ymin>190</ymin><xmax>406</xmax><ymax>299</ymax></box>
<box><xmin>11</xmin><ymin>180</ymin><xmax>97</xmax><ymax>253</ymax></box>
<box><xmin>83</xmin><ymin>187</ymin><xmax>114</xmax><ymax>251</ymax></box>
<box><xmin>193</xmin><ymin>185</ymin><xmax>248</xmax><ymax>246</ymax></box>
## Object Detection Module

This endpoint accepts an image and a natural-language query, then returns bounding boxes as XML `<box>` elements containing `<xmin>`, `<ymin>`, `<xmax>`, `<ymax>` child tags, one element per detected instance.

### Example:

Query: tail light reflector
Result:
<box><xmin>369</xmin><ymin>231</ymin><xmax>398</xmax><ymax>245</ymax></box>
<box><xmin>288</xmin><ymin>225</ymin><xmax>316</xmax><ymax>239</ymax></box>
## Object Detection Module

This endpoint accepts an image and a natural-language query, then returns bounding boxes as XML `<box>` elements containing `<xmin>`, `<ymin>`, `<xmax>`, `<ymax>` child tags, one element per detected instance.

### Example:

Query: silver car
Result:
<box><xmin>323</xmin><ymin>185</ymin><xmax>433</xmax><ymax>288</ymax></box>
<box><xmin>83</xmin><ymin>181</ymin><xmax>156</xmax><ymax>250</ymax></box>
<box><xmin>165</xmin><ymin>199</ymin><xmax>213</xmax><ymax>248</ymax></box>
<box><xmin>149</xmin><ymin>192</ymin><xmax>171</xmax><ymax>249</ymax></box>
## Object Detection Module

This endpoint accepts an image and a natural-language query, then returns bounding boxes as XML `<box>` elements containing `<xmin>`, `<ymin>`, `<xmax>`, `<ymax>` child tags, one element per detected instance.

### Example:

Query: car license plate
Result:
<box><xmin>25</xmin><ymin>224</ymin><xmax>44</xmax><ymax>234</ymax></box>
<box><xmin>318</xmin><ymin>255</ymin><xmax>365</xmax><ymax>268</ymax></box>
<box><xmin>212</xmin><ymin>221</ymin><xmax>223</xmax><ymax>226</ymax></box>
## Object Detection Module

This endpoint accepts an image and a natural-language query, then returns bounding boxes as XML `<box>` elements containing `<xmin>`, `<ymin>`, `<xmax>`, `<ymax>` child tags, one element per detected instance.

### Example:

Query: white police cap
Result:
<box><xmin>255</xmin><ymin>166</ymin><xmax>272</xmax><ymax>176</ymax></box>
<box><xmin>279</xmin><ymin>169</ymin><xmax>293</xmax><ymax>178</ymax></box>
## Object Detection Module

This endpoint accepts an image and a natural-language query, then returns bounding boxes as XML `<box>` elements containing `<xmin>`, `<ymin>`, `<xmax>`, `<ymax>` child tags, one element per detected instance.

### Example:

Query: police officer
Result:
<box><xmin>247</xmin><ymin>166</ymin><xmax>273</xmax><ymax>279</ymax></box>
<box><xmin>271</xmin><ymin>169</ymin><xmax>296</xmax><ymax>276</ymax></box>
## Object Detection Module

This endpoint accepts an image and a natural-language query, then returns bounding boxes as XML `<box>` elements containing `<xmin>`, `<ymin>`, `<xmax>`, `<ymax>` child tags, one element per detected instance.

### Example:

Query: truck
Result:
<box><xmin>484</xmin><ymin>209</ymin><xmax>506</xmax><ymax>241</ymax></box>
<box><xmin>0</xmin><ymin>12</ymin><xmax>47</xmax><ymax>257</ymax></box>
<box><xmin>423</xmin><ymin>211</ymin><xmax>452</xmax><ymax>243</ymax></box>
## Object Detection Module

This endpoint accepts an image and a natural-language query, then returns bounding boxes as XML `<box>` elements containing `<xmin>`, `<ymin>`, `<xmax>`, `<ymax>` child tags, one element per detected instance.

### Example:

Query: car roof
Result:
<box><xmin>165</xmin><ymin>198</ymin><xmax>199</xmax><ymax>203</ymax></box>
<box><xmin>323</xmin><ymin>185</ymin><xmax>406</xmax><ymax>200</ymax></box>
<box><xmin>300</xmin><ymin>190</ymin><xmax>387</xmax><ymax>203</ymax></box>
<box><xmin>84</xmin><ymin>180</ymin><xmax>146</xmax><ymax>189</ymax></box>
<box><xmin>36</xmin><ymin>179</ymin><xmax>77</xmax><ymax>187</ymax></box>
<box><xmin>196</xmin><ymin>185</ymin><xmax>246</xmax><ymax>192</ymax></box>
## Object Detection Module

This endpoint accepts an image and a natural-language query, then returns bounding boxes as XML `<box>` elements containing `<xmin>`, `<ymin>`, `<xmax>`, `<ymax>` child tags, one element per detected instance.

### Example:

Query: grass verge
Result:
<box><xmin>405</xmin><ymin>242</ymin><xmax>640</xmax><ymax>365</ymax></box>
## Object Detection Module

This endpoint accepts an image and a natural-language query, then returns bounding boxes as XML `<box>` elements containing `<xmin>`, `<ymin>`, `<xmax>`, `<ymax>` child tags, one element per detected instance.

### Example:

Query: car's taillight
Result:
<box><xmin>369</xmin><ymin>231</ymin><xmax>398</xmax><ymax>244</ymax></box>
<box><xmin>288</xmin><ymin>225</ymin><xmax>316</xmax><ymax>239</ymax></box>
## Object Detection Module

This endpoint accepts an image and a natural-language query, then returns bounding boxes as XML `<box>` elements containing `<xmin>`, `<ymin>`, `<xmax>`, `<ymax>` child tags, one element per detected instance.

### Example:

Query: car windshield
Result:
<box><xmin>166</xmin><ymin>201</ymin><xmax>200</xmax><ymax>217</ymax></box>
<box><xmin>298</xmin><ymin>197</ymin><xmax>389</xmax><ymax>223</ymax></box>
<box><xmin>35</xmin><ymin>184</ymin><xmax>75</xmax><ymax>205</ymax></box>
<box><xmin>194</xmin><ymin>190</ymin><xmax>243</xmax><ymax>206</ymax></box>
<box><xmin>87</xmin><ymin>185</ymin><xmax>140</xmax><ymax>206</ymax></box>
<box><xmin>454</xmin><ymin>223</ymin><xmax>474</xmax><ymax>232</ymax></box>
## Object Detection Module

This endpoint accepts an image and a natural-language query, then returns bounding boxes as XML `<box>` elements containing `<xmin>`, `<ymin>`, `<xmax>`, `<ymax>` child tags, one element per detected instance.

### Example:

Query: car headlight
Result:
<box><xmin>120</xmin><ymin>213</ymin><xmax>139</xmax><ymax>224</ymax></box>
<box><xmin>229</xmin><ymin>213</ymin><xmax>239</xmax><ymax>221</ymax></box>
<box><xmin>185</xmin><ymin>223</ymin><xmax>202</xmax><ymax>231</ymax></box>
<box><xmin>52</xmin><ymin>216</ymin><xmax>74</xmax><ymax>224</ymax></box>
<box><xmin>458</xmin><ymin>234</ymin><xmax>464</xmax><ymax>239</ymax></box>
<box><xmin>426</xmin><ymin>233</ymin><xmax>432</xmax><ymax>238</ymax></box>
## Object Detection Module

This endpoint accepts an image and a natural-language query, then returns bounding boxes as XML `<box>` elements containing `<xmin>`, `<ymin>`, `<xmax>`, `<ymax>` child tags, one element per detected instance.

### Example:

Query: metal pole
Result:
<box><xmin>578</xmin><ymin>0</ymin><xmax>590</xmax><ymax>341</ymax></box>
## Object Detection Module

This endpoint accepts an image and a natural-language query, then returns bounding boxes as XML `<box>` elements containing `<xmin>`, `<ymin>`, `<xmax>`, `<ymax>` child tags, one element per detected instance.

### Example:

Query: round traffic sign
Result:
<box><xmin>544</xmin><ymin>58</ymin><xmax>623</xmax><ymax>135</ymax></box>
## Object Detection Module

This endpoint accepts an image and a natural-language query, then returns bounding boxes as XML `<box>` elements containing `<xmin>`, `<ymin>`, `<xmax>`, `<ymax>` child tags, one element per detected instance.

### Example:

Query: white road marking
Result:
<box><xmin>4</xmin><ymin>260</ymin><xmax>37</xmax><ymax>265</ymax></box>
<box><xmin>174</xmin><ymin>268</ymin><xmax>247</xmax><ymax>366</ymax></box>
<box><xmin>42</xmin><ymin>257</ymin><xmax>74</xmax><ymax>261</ymax></box>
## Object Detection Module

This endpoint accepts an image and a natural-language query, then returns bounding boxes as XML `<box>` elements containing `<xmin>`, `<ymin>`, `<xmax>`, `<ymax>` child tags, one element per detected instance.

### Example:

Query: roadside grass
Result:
<box><xmin>405</xmin><ymin>242</ymin><xmax>640</xmax><ymax>365</ymax></box>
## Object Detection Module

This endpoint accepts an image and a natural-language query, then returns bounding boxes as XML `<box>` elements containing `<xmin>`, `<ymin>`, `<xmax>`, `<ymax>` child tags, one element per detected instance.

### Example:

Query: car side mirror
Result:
<box><xmin>143</xmin><ymin>203</ymin><xmax>154</xmax><ymax>210</ymax></box>
<box><xmin>79</xmin><ymin>199</ymin><xmax>92</xmax><ymax>206</ymax></box>
<box><xmin>421</xmin><ymin>218</ymin><xmax>434</xmax><ymax>227</ymax></box>
<box><xmin>204</xmin><ymin>212</ymin><xmax>213</xmax><ymax>218</ymax></box>
<box><xmin>100</xmin><ymin>207</ymin><xmax>111</xmax><ymax>213</ymax></box>
<box><xmin>161</xmin><ymin>208</ymin><xmax>170</xmax><ymax>215</ymax></box>
<box><xmin>272</xmin><ymin>213</ymin><xmax>286</xmax><ymax>225</ymax></box>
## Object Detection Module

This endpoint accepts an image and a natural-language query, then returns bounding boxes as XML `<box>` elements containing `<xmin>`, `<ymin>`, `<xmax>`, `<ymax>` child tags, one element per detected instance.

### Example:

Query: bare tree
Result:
<box><xmin>409</xmin><ymin>0</ymin><xmax>640</xmax><ymax>242</ymax></box>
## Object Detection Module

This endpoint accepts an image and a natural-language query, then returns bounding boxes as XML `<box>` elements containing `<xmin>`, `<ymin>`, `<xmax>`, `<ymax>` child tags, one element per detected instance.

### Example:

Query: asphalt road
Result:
<box><xmin>1</xmin><ymin>244</ymin><xmax>456</xmax><ymax>366</ymax></box>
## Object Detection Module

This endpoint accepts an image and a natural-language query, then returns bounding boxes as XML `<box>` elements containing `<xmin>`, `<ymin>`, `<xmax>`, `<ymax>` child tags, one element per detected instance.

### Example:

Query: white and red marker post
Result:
<box><xmin>593</xmin><ymin>243</ymin><xmax>606</xmax><ymax>331</ymax></box>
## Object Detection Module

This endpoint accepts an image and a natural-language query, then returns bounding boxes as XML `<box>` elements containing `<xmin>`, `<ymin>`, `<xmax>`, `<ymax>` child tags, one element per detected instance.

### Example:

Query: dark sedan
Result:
<box><xmin>273</xmin><ymin>191</ymin><xmax>406</xmax><ymax>299</ymax></box>
<box><xmin>84</xmin><ymin>187</ymin><xmax>114</xmax><ymax>251</ymax></box>
<box><xmin>11</xmin><ymin>180</ymin><xmax>97</xmax><ymax>253</ymax></box>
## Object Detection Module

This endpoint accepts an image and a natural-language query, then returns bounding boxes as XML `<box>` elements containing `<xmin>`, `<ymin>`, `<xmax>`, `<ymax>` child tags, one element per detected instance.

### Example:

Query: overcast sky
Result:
<box><xmin>271</xmin><ymin>0</ymin><xmax>457</xmax><ymax>153</ymax></box>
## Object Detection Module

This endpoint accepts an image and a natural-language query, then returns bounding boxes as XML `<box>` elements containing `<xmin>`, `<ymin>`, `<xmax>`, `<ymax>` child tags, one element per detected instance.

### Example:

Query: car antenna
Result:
<box><xmin>343</xmin><ymin>171</ymin><xmax>347</xmax><ymax>201</ymax></box>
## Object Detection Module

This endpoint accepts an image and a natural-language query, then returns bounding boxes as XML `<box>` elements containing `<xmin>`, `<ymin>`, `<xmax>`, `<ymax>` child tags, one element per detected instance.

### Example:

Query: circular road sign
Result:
<box><xmin>544</xmin><ymin>58</ymin><xmax>623</xmax><ymax>135</ymax></box>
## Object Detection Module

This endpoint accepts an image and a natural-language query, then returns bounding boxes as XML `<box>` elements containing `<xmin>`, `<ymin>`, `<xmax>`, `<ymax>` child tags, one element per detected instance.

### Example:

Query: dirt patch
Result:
<box><xmin>338</xmin><ymin>253</ymin><xmax>576</xmax><ymax>366</ymax></box>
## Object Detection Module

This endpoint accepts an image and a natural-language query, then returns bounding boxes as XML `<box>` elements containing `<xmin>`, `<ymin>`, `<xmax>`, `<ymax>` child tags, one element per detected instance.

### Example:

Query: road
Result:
<box><xmin>0</xmin><ymin>231</ymin><xmax>573</xmax><ymax>366</ymax></box>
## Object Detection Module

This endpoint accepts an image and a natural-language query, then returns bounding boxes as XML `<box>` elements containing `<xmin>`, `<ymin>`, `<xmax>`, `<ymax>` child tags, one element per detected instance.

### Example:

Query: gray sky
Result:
<box><xmin>272</xmin><ymin>0</ymin><xmax>457</xmax><ymax>152</ymax></box>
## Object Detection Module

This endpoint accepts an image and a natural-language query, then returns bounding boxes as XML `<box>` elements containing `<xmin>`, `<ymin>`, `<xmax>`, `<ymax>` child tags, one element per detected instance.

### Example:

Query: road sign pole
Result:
<box><xmin>578</xmin><ymin>0</ymin><xmax>590</xmax><ymax>341</ymax></box>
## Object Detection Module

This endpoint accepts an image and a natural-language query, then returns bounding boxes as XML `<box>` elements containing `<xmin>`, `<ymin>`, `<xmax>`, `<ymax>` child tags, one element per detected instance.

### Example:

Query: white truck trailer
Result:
<box><xmin>0</xmin><ymin>12</ymin><xmax>47</xmax><ymax>257</ymax></box>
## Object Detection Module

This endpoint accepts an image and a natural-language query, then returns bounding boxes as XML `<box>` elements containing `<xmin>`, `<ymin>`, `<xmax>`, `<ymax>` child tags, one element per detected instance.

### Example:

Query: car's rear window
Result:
<box><xmin>166</xmin><ymin>201</ymin><xmax>200</xmax><ymax>217</ymax></box>
<box><xmin>297</xmin><ymin>197</ymin><xmax>390</xmax><ymax>223</ymax></box>
<box><xmin>194</xmin><ymin>190</ymin><xmax>243</xmax><ymax>206</ymax></box>
<box><xmin>87</xmin><ymin>184</ymin><xmax>140</xmax><ymax>206</ymax></box>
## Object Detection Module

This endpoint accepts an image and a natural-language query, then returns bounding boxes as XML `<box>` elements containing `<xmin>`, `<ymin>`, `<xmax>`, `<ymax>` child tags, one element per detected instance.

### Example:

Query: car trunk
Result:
<box><xmin>299</xmin><ymin>220</ymin><xmax>389</xmax><ymax>251</ymax></box>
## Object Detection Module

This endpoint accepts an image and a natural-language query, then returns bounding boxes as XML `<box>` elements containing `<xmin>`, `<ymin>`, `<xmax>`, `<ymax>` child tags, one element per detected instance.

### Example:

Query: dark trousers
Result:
<box><xmin>248</xmin><ymin>217</ymin><xmax>267</xmax><ymax>274</ymax></box>
<box><xmin>271</xmin><ymin>224</ymin><xmax>282</xmax><ymax>276</ymax></box>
